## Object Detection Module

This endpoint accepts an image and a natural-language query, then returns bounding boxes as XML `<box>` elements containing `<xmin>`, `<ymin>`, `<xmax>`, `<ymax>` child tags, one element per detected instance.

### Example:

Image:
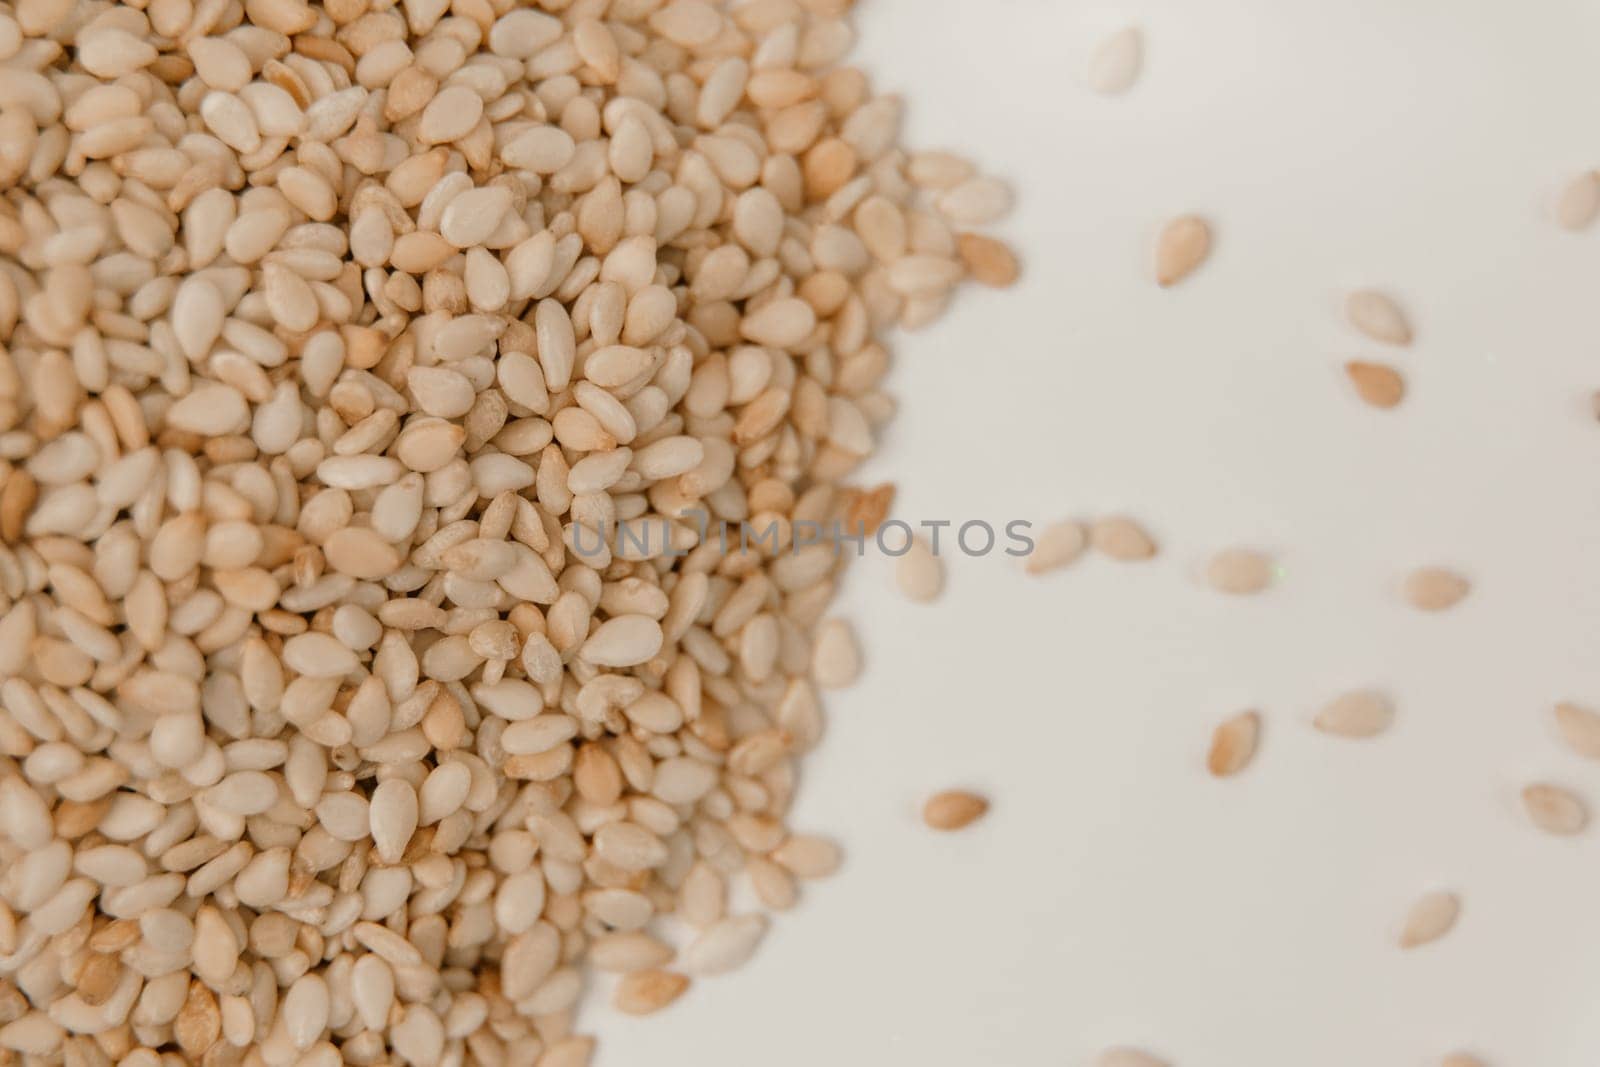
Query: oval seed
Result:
<box><xmin>1091</xmin><ymin>516</ymin><xmax>1157</xmax><ymax>561</ymax></box>
<box><xmin>1555</xmin><ymin>170</ymin><xmax>1600</xmax><ymax>231</ymax></box>
<box><xmin>681</xmin><ymin>915</ymin><xmax>767</xmax><ymax>976</ymax></box>
<box><xmin>770</xmin><ymin>835</ymin><xmax>843</xmax><ymax>879</ymax></box>
<box><xmin>440</xmin><ymin>186</ymin><xmax>513</xmax><ymax>249</ymax></box>
<box><xmin>1026</xmin><ymin>520</ymin><xmax>1087</xmax><ymax>575</ymax></box>
<box><xmin>1314</xmin><ymin>690</ymin><xmax>1393</xmax><ymax>738</ymax></box>
<box><xmin>1399</xmin><ymin>890</ymin><xmax>1460</xmax><ymax>949</ymax></box>
<box><xmin>1346</xmin><ymin>289</ymin><xmax>1413</xmax><ymax>345</ymax></box>
<box><xmin>923</xmin><ymin>790</ymin><xmax>989</xmax><ymax>831</ymax></box>
<box><xmin>1345</xmin><ymin>360</ymin><xmax>1405</xmax><ymax>409</ymax></box>
<box><xmin>937</xmin><ymin>177</ymin><xmax>1013</xmax><ymax>226</ymax></box>
<box><xmin>580</xmin><ymin>616</ymin><xmax>664</xmax><ymax>668</ymax></box>
<box><xmin>811</xmin><ymin>618</ymin><xmax>861</xmax><ymax>688</ymax></box>
<box><xmin>1086</xmin><ymin>27</ymin><xmax>1143</xmax><ymax>95</ymax></box>
<box><xmin>282</xmin><ymin>973</ymin><xmax>329</xmax><ymax>1050</ymax></box>
<box><xmin>418</xmin><ymin>86</ymin><xmax>483</xmax><ymax>145</ymax></box>
<box><xmin>613</xmin><ymin>970</ymin><xmax>690</xmax><ymax>1016</ymax></box>
<box><xmin>1206</xmin><ymin>548</ymin><xmax>1273</xmax><ymax>595</ymax></box>
<box><xmin>1207</xmin><ymin>710</ymin><xmax>1260</xmax><ymax>777</ymax></box>
<box><xmin>1553</xmin><ymin>702</ymin><xmax>1600</xmax><ymax>760</ymax></box>
<box><xmin>894</xmin><ymin>536</ymin><xmax>944</xmax><ymax>603</ymax></box>
<box><xmin>1522</xmin><ymin>783</ymin><xmax>1589</xmax><ymax>836</ymax></box>
<box><xmin>956</xmin><ymin>233</ymin><xmax>1021</xmax><ymax>287</ymax></box>
<box><xmin>1404</xmin><ymin>567</ymin><xmax>1470</xmax><ymax>612</ymax></box>
<box><xmin>1155</xmin><ymin>215</ymin><xmax>1210</xmax><ymax>286</ymax></box>
<box><xmin>369</xmin><ymin>779</ymin><xmax>418</xmax><ymax>863</ymax></box>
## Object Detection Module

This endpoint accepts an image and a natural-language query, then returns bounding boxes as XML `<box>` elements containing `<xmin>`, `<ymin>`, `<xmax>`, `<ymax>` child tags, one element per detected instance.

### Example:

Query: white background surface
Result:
<box><xmin>596</xmin><ymin>1</ymin><xmax>1600</xmax><ymax>1063</ymax></box>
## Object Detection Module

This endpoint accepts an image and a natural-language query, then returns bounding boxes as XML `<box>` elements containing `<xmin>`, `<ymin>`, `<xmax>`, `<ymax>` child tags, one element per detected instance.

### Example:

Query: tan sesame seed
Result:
<box><xmin>1314</xmin><ymin>690</ymin><xmax>1394</xmax><ymax>739</ymax></box>
<box><xmin>923</xmin><ymin>789</ymin><xmax>990</xmax><ymax>831</ymax></box>
<box><xmin>1091</xmin><ymin>516</ymin><xmax>1158</xmax><ymax>561</ymax></box>
<box><xmin>1155</xmin><ymin>215</ymin><xmax>1211</xmax><ymax>286</ymax></box>
<box><xmin>1086</xmin><ymin>27</ymin><xmax>1144</xmax><ymax>95</ymax></box>
<box><xmin>1523</xmin><ymin>783</ymin><xmax>1589</xmax><ymax>836</ymax></box>
<box><xmin>1399</xmin><ymin>890</ymin><xmax>1461</xmax><ymax>949</ymax></box>
<box><xmin>1206</xmin><ymin>548</ymin><xmax>1274</xmax><ymax>595</ymax></box>
<box><xmin>1347</xmin><ymin>289</ymin><xmax>1414</xmax><ymax>345</ymax></box>
<box><xmin>1346</xmin><ymin>360</ymin><xmax>1406</xmax><ymax>409</ymax></box>
<box><xmin>1403</xmin><ymin>566</ymin><xmax>1471</xmax><ymax>611</ymax></box>
<box><xmin>1207</xmin><ymin>710</ymin><xmax>1261</xmax><ymax>777</ymax></box>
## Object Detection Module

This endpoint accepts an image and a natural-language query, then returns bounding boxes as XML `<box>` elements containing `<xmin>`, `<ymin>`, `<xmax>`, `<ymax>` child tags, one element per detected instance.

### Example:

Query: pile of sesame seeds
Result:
<box><xmin>0</xmin><ymin>0</ymin><xmax>1018</xmax><ymax>1063</ymax></box>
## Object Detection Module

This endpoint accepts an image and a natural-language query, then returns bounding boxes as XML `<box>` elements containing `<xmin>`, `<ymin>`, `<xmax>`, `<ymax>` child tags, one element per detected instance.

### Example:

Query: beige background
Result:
<box><xmin>594</xmin><ymin>1</ymin><xmax>1600</xmax><ymax>1063</ymax></box>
